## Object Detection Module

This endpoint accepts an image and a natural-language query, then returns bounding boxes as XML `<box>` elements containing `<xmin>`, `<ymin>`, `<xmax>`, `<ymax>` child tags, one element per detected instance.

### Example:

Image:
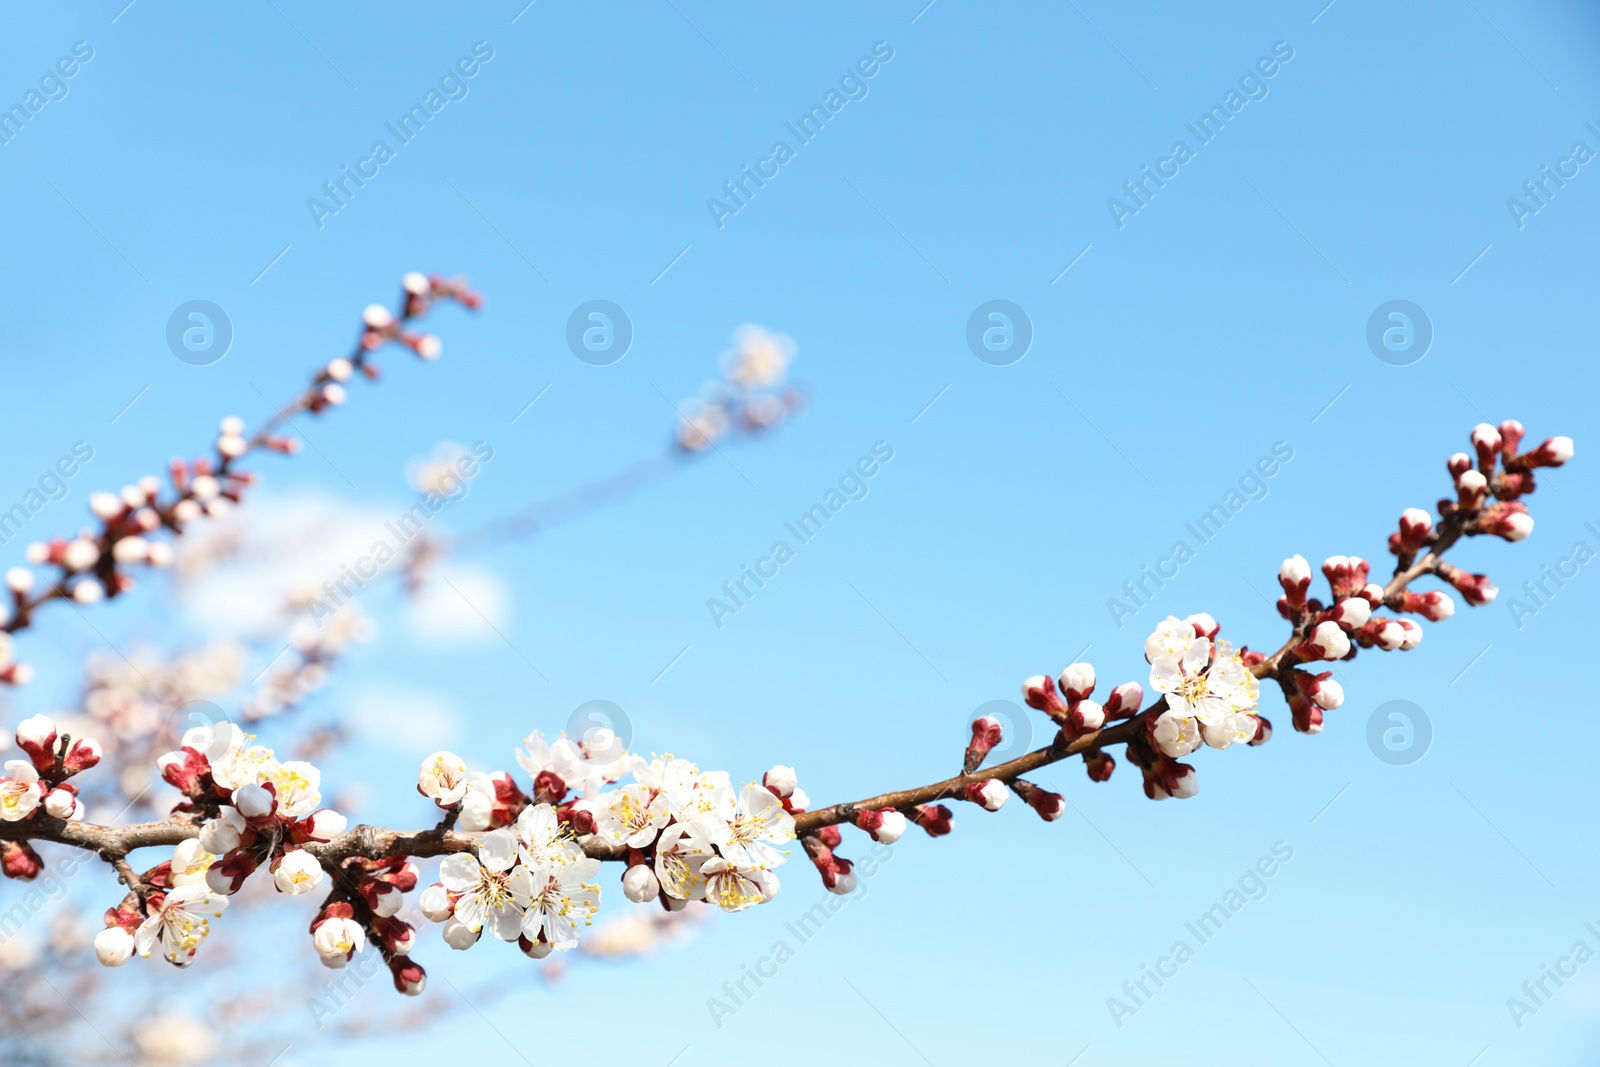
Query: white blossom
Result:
<box><xmin>513</xmin><ymin>802</ymin><xmax>571</xmax><ymax>870</ymax></box>
<box><xmin>654</xmin><ymin>822</ymin><xmax>713</xmax><ymax>901</ymax></box>
<box><xmin>438</xmin><ymin>829</ymin><xmax>530</xmax><ymax>941</ymax></box>
<box><xmin>274</xmin><ymin>849</ymin><xmax>325</xmax><ymax>895</ymax></box>
<box><xmin>0</xmin><ymin>760</ymin><xmax>41</xmax><ymax>821</ymax></box>
<box><xmin>94</xmin><ymin>926</ymin><xmax>135</xmax><ymax>967</ymax></box>
<box><xmin>418</xmin><ymin>750</ymin><xmax>469</xmax><ymax>806</ymax></box>
<box><xmin>313</xmin><ymin>916</ymin><xmax>366</xmax><ymax>966</ymax></box>
<box><xmin>700</xmin><ymin>858</ymin><xmax>775</xmax><ymax>913</ymax></box>
<box><xmin>522</xmin><ymin>851</ymin><xmax>601</xmax><ymax>951</ymax></box>
<box><xmin>135</xmin><ymin>885</ymin><xmax>228</xmax><ymax>966</ymax></box>
<box><xmin>595</xmin><ymin>784</ymin><xmax>670</xmax><ymax>849</ymax></box>
<box><xmin>198</xmin><ymin>807</ymin><xmax>245</xmax><ymax>854</ymax></box>
<box><xmin>692</xmin><ymin>783</ymin><xmax>794</xmax><ymax>869</ymax></box>
<box><xmin>622</xmin><ymin>864</ymin><xmax>661</xmax><ymax>903</ymax></box>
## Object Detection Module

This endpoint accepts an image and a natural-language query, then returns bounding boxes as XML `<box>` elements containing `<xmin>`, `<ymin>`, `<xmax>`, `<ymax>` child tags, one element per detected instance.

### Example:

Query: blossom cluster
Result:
<box><xmin>0</xmin><ymin>416</ymin><xmax>1572</xmax><ymax>1008</ymax></box>
<box><xmin>0</xmin><ymin>715</ymin><xmax>101</xmax><ymax>877</ymax></box>
<box><xmin>0</xmin><ymin>272</ymin><xmax>480</xmax><ymax>686</ymax></box>
<box><xmin>675</xmin><ymin>325</ymin><xmax>805</xmax><ymax>452</ymax></box>
<box><xmin>413</xmin><ymin>731</ymin><xmax>806</xmax><ymax>962</ymax></box>
<box><xmin>81</xmin><ymin>723</ymin><xmax>341</xmax><ymax>969</ymax></box>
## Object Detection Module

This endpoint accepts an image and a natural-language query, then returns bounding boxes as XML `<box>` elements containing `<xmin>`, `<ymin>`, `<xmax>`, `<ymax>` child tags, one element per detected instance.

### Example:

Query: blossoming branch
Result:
<box><xmin>0</xmin><ymin>373</ymin><xmax>1570</xmax><ymax>995</ymax></box>
<box><xmin>0</xmin><ymin>272</ymin><xmax>481</xmax><ymax>685</ymax></box>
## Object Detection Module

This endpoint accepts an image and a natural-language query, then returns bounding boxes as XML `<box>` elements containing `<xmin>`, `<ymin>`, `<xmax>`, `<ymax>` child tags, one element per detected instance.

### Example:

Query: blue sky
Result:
<box><xmin>2</xmin><ymin>1</ymin><xmax>1599</xmax><ymax>1063</ymax></box>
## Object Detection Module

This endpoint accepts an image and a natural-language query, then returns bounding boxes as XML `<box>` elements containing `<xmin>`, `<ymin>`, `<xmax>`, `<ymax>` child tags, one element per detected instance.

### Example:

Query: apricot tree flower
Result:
<box><xmin>439</xmin><ymin>829</ymin><xmax>529</xmax><ymax>941</ymax></box>
<box><xmin>654</xmin><ymin>822</ymin><xmax>714</xmax><ymax>900</ymax></box>
<box><xmin>418</xmin><ymin>750</ymin><xmax>469</xmax><ymax>806</ymax></box>
<box><xmin>522</xmin><ymin>851</ymin><xmax>601</xmax><ymax>951</ymax></box>
<box><xmin>135</xmin><ymin>885</ymin><xmax>228</xmax><ymax>967</ymax></box>
<box><xmin>0</xmin><ymin>761</ymin><xmax>41</xmax><ymax>821</ymax></box>
<box><xmin>693</xmin><ymin>782</ymin><xmax>796</xmax><ymax>868</ymax></box>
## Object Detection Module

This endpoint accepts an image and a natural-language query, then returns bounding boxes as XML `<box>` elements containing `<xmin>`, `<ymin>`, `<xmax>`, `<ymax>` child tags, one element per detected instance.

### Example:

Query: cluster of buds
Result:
<box><xmin>311</xmin><ymin>856</ymin><xmax>426</xmax><ymax>994</ymax></box>
<box><xmin>0</xmin><ymin>715</ymin><xmax>100</xmax><ymax>876</ymax></box>
<box><xmin>1022</xmin><ymin>660</ymin><xmax>1142</xmax><ymax>743</ymax></box>
<box><xmin>0</xmin><ymin>274</ymin><xmax>480</xmax><ymax>685</ymax></box>
<box><xmin>676</xmin><ymin>325</ymin><xmax>806</xmax><ymax>451</ymax></box>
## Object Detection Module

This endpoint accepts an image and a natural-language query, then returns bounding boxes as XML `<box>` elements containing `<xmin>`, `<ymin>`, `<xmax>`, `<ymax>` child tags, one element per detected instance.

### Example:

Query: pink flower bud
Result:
<box><xmin>1289</xmin><ymin>692</ymin><xmax>1323</xmax><ymax>734</ymax></box>
<box><xmin>206</xmin><ymin>852</ymin><xmax>258</xmax><ymax>895</ymax></box>
<box><xmin>1400</xmin><ymin>590</ymin><xmax>1455</xmax><ymax>621</ymax></box>
<box><xmin>157</xmin><ymin>748</ymin><xmax>208</xmax><ymax>795</ymax></box>
<box><xmin>63</xmin><ymin>737</ymin><xmax>101</xmax><ymax>773</ymax></box>
<box><xmin>1358</xmin><ymin>618</ymin><xmax>1407</xmax><ymax>651</ymax></box>
<box><xmin>1</xmin><ymin>840</ymin><xmax>42</xmax><ymax>880</ymax></box>
<box><xmin>1184</xmin><ymin>613</ymin><xmax>1219</xmax><ymax>640</ymax></box>
<box><xmin>911</xmin><ymin>804</ymin><xmax>954</xmax><ymax>837</ymax></box>
<box><xmin>1437</xmin><ymin>563</ymin><xmax>1498</xmax><ymax>606</ymax></box>
<box><xmin>1083</xmin><ymin>751</ymin><xmax>1115</xmax><ymax>782</ymax></box>
<box><xmin>376</xmin><ymin>917</ymin><xmax>416</xmax><ymax>956</ymax></box>
<box><xmin>1395</xmin><ymin>618</ymin><xmax>1423</xmax><ymax>650</ymax></box>
<box><xmin>1397</xmin><ymin>508</ymin><xmax>1434</xmax><ymax>552</ymax></box>
<box><xmin>1067</xmin><ymin>699</ymin><xmax>1106</xmax><ymax>734</ymax></box>
<box><xmin>1321</xmin><ymin>556</ymin><xmax>1371</xmax><ymax>601</ymax></box>
<box><xmin>1471</xmin><ymin>423</ymin><xmax>1502</xmax><ymax>471</ymax></box>
<box><xmin>1103</xmin><ymin>682</ymin><xmax>1142</xmax><ymax>720</ymax></box>
<box><xmin>43</xmin><ymin>787</ymin><xmax>78</xmax><ymax>820</ymax></box>
<box><xmin>1456</xmin><ymin>469</ymin><xmax>1488</xmax><ymax>510</ymax></box>
<box><xmin>1525</xmin><ymin>436</ymin><xmax>1574</xmax><ymax>468</ymax></box>
<box><xmin>1249</xmin><ymin>716</ymin><xmax>1273</xmax><ymax>746</ymax></box>
<box><xmin>963</xmin><ymin>716</ymin><xmax>1003</xmax><ymax>773</ymax></box>
<box><xmin>1447</xmin><ymin>452</ymin><xmax>1472</xmax><ymax>479</ymax></box>
<box><xmin>1294</xmin><ymin>670</ymin><xmax>1344</xmax><ymax>711</ymax></box>
<box><xmin>963</xmin><ymin>778</ymin><xmax>1008</xmax><ymax>811</ymax></box>
<box><xmin>1300</xmin><ymin>621</ymin><xmax>1351</xmax><ymax>661</ymax></box>
<box><xmin>15</xmin><ymin>714</ymin><xmax>57</xmax><ymax>770</ymax></box>
<box><xmin>1278</xmin><ymin>555</ymin><xmax>1312</xmax><ymax>607</ymax></box>
<box><xmin>854</xmin><ymin>808</ymin><xmax>906</xmax><ymax>843</ymax></box>
<box><xmin>1478</xmin><ymin>501</ymin><xmax>1533</xmax><ymax>541</ymax></box>
<box><xmin>366</xmin><ymin>881</ymin><xmax>404</xmax><ymax>917</ymax></box>
<box><xmin>1011</xmin><ymin>779</ymin><xmax>1065</xmax><ymax>821</ymax></box>
<box><xmin>1058</xmin><ymin>662</ymin><xmax>1096</xmax><ymax>703</ymax></box>
<box><xmin>391</xmin><ymin>957</ymin><xmax>427</xmax><ymax>995</ymax></box>
<box><xmin>1497</xmin><ymin>420</ymin><xmax>1525</xmax><ymax>459</ymax></box>
<box><xmin>1021</xmin><ymin>674</ymin><xmax>1069</xmax><ymax>718</ymax></box>
<box><xmin>762</xmin><ymin>765</ymin><xmax>797</xmax><ymax>798</ymax></box>
<box><xmin>1331</xmin><ymin>596</ymin><xmax>1372</xmax><ymax>630</ymax></box>
<box><xmin>419</xmin><ymin>884</ymin><xmax>453</xmax><ymax>922</ymax></box>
